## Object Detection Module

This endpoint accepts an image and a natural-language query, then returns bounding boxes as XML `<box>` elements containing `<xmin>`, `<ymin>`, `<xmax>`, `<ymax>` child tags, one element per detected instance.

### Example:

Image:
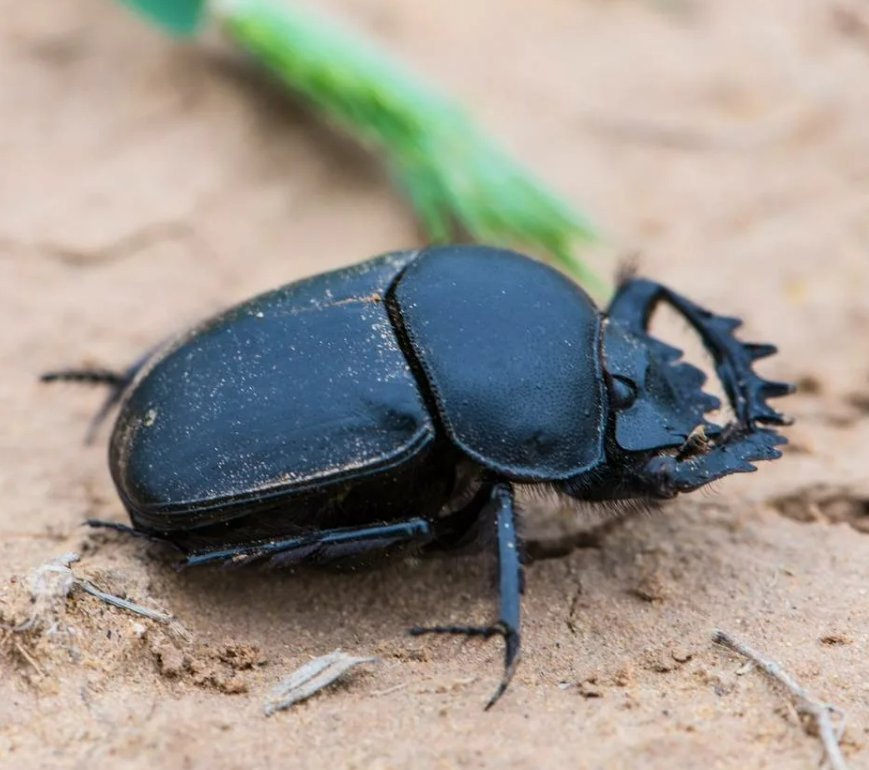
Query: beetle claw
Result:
<box><xmin>485</xmin><ymin>626</ymin><xmax>520</xmax><ymax>711</ymax></box>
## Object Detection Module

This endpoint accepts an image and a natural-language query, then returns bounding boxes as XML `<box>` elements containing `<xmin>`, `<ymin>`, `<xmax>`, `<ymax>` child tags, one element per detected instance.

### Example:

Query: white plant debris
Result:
<box><xmin>264</xmin><ymin>650</ymin><xmax>378</xmax><ymax>716</ymax></box>
<box><xmin>16</xmin><ymin>552</ymin><xmax>80</xmax><ymax>634</ymax></box>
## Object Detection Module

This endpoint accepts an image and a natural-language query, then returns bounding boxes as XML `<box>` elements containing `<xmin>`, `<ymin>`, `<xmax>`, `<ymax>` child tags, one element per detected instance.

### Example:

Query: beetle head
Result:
<box><xmin>602</xmin><ymin>318</ymin><xmax>720</xmax><ymax>457</ymax></box>
<box><xmin>565</xmin><ymin>278</ymin><xmax>792</xmax><ymax>501</ymax></box>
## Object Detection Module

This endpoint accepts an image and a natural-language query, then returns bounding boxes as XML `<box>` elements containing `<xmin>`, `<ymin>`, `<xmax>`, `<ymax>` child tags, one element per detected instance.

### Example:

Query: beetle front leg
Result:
<box><xmin>607</xmin><ymin>277</ymin><xmax>791</xmax><ymax>427</ymax></box>
<box><xmin>410</xmin><ymin>482</ymin><xmax>522</xmax><ymax>710</ymax></box>
<box><xmin>633</xmin><ymin>426</ymin><xmax>788</xmax><ymax>498</ymax></box>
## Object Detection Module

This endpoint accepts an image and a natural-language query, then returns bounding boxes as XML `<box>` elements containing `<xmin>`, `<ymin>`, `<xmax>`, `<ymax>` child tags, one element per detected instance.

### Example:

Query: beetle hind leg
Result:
<box><xmin>410</xmin><ymin>483</ymin><xmax>522</xmax><ymax>710</ymax></box>
<box><xmin>182</xmin><ymin>518</ymin><xmax>435</xmax><ymax>569</ymax></box>
<box><xmin>41</xmin><ymin>355</ymin><xmax>151</xmax><ymax>444</ymax></box>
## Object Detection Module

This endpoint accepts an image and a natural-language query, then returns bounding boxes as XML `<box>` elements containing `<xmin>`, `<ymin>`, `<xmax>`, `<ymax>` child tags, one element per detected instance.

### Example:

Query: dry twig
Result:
<box><xmin>13</xmin><ymin>640</ymin><xmax>45</xmax><ymax>677</ymax></box>
<box><xmin>713</xmin><ymin>630</ymin><xmax>849</xmax><ymax>770</ymax></box>
<box><xmin>77</xmin><ymin>580</ymin><xmax>173</xmax><ymax>624</ymax></box>
<box><xmin>14</xmin><ymin>553</ymin><xmax>185</xmax><ymax>637</ymax></box>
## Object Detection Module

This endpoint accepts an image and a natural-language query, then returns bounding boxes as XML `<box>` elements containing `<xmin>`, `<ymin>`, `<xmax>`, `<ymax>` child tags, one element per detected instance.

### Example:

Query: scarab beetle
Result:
<box><xmin>44</xmin><ymin>245</ymin><xmax>792</xmax><ymax>707</ymax></box>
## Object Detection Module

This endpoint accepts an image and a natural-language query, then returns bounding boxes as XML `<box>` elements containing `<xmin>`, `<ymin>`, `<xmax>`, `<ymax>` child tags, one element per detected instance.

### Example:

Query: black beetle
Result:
<box><xmin>44</xmin><ymin>245</ymin><xmax>792</xmax><ymax>707</ymax></box>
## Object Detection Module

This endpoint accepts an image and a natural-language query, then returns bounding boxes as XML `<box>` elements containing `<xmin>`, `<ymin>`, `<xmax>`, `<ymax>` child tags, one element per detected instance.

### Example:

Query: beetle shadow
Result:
<box><xmin>134</xmin><ymin>502</ymin><xmax>655</xmax><ymax>661</ymax></box>
<box><xmin>143</xmin><ymin>542</ymin><xmax>501</xmax><ymax>655</ymax></box>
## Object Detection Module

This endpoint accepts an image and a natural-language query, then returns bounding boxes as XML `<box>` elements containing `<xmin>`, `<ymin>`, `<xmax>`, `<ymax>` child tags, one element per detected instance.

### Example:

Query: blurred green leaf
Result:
<box><xmin>216</xmin><ymin>0</ymin><xmax>599</xmax><ymax>285</ymax></box>
<box><xmin>112</xmin><ymin>0</ymin><xmax>601</xmax><ymax>285</ymax></box>
<box><xmin>118</xmin><ymin>0</ymin><xmax>205</xmax><ymax>35</ymax></box>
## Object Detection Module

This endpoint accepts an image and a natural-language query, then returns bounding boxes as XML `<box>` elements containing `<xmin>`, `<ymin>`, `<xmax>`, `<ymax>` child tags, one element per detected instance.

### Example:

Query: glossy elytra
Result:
<box><xmin>43</xmin><ymin>245</ymin><xmax>792</xmax><ymax>708</ymax></box>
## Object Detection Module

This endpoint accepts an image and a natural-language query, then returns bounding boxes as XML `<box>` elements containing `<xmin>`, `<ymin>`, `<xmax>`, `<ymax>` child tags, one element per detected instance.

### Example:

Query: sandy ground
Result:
<box><xmin>2</xmin><ymin>1</ymin><xmax>869</xmax><ymax>768</ymax></box>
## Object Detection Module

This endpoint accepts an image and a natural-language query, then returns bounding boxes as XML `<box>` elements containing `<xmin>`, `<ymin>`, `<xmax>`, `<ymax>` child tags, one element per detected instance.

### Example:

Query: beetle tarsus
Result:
<box><xmin>41</xmin><ymin>368</ymin><xmax>128</xmax><ymax>387</ymax></box>
<box><xmin>409</xmin><ymin>623</ymin><xmax>503</xmax><ymax>638</ymax></box>
<box><xmin>409</xmin><ymin>621</ymin><xmax>520</xmax><ymax>710</ymax></box>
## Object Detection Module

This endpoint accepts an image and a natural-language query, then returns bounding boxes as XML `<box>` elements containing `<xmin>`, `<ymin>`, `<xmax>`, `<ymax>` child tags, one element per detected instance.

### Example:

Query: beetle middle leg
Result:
<box><xmin>410</xmin><ymin>482</ymin><xmax>522</xmax><ymax>710</ymax></box>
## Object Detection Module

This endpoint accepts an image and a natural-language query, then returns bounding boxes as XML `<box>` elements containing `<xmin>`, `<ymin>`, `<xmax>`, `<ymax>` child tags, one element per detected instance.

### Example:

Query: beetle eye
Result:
<box><xmin>609</xmin><ymin>375</ymin><xmax>637</xmax><ymax>410</ymax></box>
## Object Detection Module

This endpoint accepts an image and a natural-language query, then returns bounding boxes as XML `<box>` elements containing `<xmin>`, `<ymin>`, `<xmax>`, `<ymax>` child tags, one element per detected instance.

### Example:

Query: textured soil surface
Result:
<box><xmin>2</xmin><ymin>1</ymin><xmax>868</xmax><ymax>768</ymax></box>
